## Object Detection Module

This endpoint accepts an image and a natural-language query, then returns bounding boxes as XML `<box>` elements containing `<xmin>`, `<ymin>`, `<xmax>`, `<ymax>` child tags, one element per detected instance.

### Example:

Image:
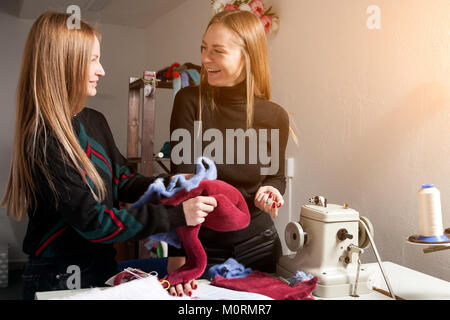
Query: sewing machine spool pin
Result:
<box><xmin>309</xmin><ymin>195</ymin><xmax>327</xmax><ymax>207</ymax></box>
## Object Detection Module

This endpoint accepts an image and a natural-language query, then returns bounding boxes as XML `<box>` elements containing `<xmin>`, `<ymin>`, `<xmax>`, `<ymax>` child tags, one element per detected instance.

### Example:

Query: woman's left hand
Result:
<box><xmin>254</xmin><ymin>186</ymin><xmax>284</xmax><ymax>218</ymax></box>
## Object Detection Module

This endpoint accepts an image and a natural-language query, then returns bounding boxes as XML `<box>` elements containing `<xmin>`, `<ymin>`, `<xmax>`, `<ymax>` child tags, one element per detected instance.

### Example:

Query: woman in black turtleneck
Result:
<box><xmin>168</xmin><ymin>10</ymin><xmax>289</xmax><ymax>283</ymax></box>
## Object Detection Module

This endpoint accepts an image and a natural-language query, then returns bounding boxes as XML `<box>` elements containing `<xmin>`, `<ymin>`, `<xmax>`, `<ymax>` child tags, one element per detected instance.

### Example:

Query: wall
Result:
<box><xmin>144</xmin><ymin>0</ymin><xmax>450</xmax><ymax>281</ymax></box>
<box><xmin>0</xmin><ymin>11</ymin><xmax>34</xmax><ymax>265</ymax></box>
<box><xmin>268</xmin><ymin>0</ymin><xmax>450</xmax><ymax>280</ymax></box>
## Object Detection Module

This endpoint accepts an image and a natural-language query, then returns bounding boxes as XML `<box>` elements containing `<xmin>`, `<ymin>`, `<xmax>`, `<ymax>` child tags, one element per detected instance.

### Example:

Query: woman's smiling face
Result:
<box><xmin>86</xmin><ymin>36</ymin><xmax>105</xmax><ymax>97</ymax></box>
<box><xmin>201</xmin><ymin>23</ymin><xmax>246</xmax><ymax>87</ymax></box>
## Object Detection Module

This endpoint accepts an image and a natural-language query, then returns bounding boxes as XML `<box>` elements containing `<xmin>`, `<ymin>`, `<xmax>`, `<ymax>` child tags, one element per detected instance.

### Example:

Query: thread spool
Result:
<box><xmin>417</xmin><ymin>184</ymin><xmax>449</xmax><ymax>242</ymax></box>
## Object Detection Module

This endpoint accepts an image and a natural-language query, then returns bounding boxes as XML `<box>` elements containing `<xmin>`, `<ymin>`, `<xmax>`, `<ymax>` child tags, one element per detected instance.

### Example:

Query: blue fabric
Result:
<box><xmin>130</xmin><ymin>157</ymin><xmax>217</xmax><ymax>248</ymax></box>
<box><xmin>173</xmin><ymin>76</ymin><xmax>181</xmax><ymax>100</ymax></box>
<box><xmin>185</xmin><ymin>69</ymin><xmax>200</xmax><ymax>86</ymax></box>
<box><xmin>181</xmin><ymin>72</ymin><xmax>190</xmax><ymax>88</ymax></box>
<box><xmin>130</xmin><ymin>157</ymin><xmax>217</xmax><ymax>209</ymax></box>
<box><xmin>208</xmin><ymin>258</ymin><xmax>252</xmax><ymax>280</ymax></box>
<box><xmin>286</xmin><ymin>270</ymin><xmax>315</xmax><ymax>286</ymax></box>
<box><xmin>150</xmin><ymin>230</ymin><xmax>182</xmax><ymax>249</ymax></box>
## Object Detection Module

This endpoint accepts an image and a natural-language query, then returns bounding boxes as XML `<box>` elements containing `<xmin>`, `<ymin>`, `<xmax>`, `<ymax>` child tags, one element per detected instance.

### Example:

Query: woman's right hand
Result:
<box><xmin>182</xmin><ymin>196</ymin><xmax>217</xmax><ymax>226</ymax></box>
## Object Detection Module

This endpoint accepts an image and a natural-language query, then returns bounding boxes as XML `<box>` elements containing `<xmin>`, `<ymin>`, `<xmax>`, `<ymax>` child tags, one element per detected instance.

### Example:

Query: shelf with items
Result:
<box><xmin>115</xmin><ymin>71</ymin><xmax>174</xmax><ymax>262</ymax></box>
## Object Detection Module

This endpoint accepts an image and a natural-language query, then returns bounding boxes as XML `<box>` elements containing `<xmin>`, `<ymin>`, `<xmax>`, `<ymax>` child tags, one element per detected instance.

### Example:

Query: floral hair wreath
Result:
<box><xmin>211</xmin><ymin>0</ymin><xmax>280</xmax><ymax>36</ymax></box>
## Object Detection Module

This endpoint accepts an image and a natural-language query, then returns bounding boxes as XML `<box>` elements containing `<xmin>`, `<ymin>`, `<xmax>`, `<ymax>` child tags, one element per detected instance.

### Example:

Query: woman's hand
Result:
<box><xmin>182</xmin><ymin>196</ymin><xmax>217</xmax><ymax>226</ymax></box>
<box><xmin>254</xmin><ymin>186</ymin><xmax>284</xmax><ymax>218</ymax></box>
<box><xmin>167</xmin><ymin>258</ymin><xmax>197</xmax><ymax>297</ymax></box>
<box><xmin>168</xmin><ymin>280</ymin><xmax>198</xmax><ymax>297</ymax></box>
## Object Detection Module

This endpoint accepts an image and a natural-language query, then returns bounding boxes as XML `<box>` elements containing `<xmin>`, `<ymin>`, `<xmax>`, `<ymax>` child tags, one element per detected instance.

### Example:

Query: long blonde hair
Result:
<box><xmin>1</xmin><ymin>11</ymin><xmax>106</xmax><ymax>221</ymax></box>
<box><xmin>199</xmin><ymin>10</ymin><xmax>270</xmax><ymax>129</ymax></box>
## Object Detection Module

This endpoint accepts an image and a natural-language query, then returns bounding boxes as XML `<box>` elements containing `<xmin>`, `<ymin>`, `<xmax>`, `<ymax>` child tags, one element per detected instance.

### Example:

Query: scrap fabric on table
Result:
<box><xmin>211</xmin><ymin>270</ymin><xmax>318</xmax><ymax>300</ymax></box>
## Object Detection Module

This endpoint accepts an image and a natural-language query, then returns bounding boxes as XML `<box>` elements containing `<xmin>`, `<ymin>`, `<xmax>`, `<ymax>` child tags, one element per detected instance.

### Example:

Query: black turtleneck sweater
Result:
<box><xmin>170</xmin><ymin>82</ymin><xmax>289</xmax><ymax>249</ymax></box>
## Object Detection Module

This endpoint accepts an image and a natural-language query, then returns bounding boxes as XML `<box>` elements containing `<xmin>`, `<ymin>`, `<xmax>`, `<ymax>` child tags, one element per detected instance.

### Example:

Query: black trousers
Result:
<box><xmin>21</xmin><ymin>251</ymin><xmax>118</xmax><ymax>300</ymax></box>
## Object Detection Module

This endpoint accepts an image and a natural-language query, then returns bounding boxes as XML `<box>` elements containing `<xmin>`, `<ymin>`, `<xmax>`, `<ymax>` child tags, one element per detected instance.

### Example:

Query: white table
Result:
<box><xmin>319</xmin><ymin>261</ymin><xmax>450</xmax><ymax>300</ymax></box>
<box><xmin>36</xmin><ymin>261</ymin><xmax>450</xmax><ymax>300</ymax></box>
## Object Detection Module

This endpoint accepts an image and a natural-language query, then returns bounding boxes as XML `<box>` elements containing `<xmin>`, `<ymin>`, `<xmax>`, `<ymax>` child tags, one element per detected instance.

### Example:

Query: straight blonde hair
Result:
<box><xmin>199</xmin><ymin>10</ymin><xmax>270</xmax><ymax>130</ymax></box>
<box><xmin>1</xmin><ymin>11</ymin><xmax>106</xmax><ymax>221</ymax></box>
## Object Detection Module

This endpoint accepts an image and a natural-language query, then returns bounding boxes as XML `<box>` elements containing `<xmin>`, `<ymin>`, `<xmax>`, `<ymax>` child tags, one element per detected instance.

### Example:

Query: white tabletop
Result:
<box><xmin>36</xmin><ymin>261</ymin><xmax>450</xmax><ymax>300</ymax></box>
<box><xmin>319</xmin><ymin>261</ymin><xmax>450</xmax><ymax>300</ymax></box>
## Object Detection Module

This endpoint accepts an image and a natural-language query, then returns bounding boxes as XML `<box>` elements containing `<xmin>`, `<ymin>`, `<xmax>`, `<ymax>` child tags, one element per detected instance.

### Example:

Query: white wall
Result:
<box><xmin>268</xmin><ymin>0</ymin><xmax>450</xmax><ymax>280</ymax></box>
<box><xmin>144</xmin><ymin>0</ymin><xmax>450</xmax><ymax>281</ymax></box>
<box><xmin>0</xmin><ymin>11</ymin><xmax>34</xmax><ymax>265</ymax></box>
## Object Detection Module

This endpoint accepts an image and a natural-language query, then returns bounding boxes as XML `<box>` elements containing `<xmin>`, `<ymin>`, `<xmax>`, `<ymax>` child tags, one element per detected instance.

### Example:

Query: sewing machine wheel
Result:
<box><xmin>358</xmin><ymin>216</ymin><xmax>374</xmax><ymax>249</ymax></box>
<box><xmin>285</xmin><ymin>221</ymin><xmax>306</xmax><ymax>251</ymax></box>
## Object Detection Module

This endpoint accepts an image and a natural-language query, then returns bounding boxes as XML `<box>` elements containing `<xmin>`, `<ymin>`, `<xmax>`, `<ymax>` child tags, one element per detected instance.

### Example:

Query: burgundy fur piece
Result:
<box><xmin>160</xmin><ymin>179</ymin><xmax>250</xmax><ymax>285</ymax></box>
<box><xmin>211</xmin><ymin>271</ymin><xmax>318</xmax><ymax>300</ymax></box>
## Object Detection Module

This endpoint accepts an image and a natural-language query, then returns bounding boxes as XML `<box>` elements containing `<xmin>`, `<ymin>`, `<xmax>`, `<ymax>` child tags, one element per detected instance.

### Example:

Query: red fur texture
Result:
<box><xmin>160</xmin><ymin>179</ymin><xmax>250</xmax><ymax>285</ymax></box>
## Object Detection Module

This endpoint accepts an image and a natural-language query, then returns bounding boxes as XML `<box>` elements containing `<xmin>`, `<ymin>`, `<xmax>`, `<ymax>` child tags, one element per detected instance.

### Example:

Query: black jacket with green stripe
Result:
<box><xmin>23</xmin><ymin>107</ymin><xmax>186</xmax><ymax>259</ymax></box>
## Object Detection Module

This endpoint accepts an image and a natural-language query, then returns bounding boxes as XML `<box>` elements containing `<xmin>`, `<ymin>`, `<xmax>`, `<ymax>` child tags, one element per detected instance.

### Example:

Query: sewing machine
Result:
<box><xmin>277</xmin><ymin>197</ymin><xmax>376</xmax><ymax>298</ymax></box>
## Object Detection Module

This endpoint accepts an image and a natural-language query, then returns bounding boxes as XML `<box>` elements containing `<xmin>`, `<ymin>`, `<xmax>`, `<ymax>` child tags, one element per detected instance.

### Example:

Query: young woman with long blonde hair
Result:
<box><xmin>169</xmin><ymin>10</ymin><xmax>289</xmax><ymax>282</ymax></box>
<box><xmin>2</xmin><ymin>11</ymin><xmax>215</xmax><ymax>299</ymax></box>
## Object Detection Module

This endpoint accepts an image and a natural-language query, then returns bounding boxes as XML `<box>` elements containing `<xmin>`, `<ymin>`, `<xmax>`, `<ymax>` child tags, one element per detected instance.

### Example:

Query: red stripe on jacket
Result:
<box><xmin>88</xmin><ymin>143</ymin><xmax>113</xmax><ymax>175</ymax></box>
<box><xmin>86</xmin><ymin>142</ymin><xmax>120</xmax><ymax>186</ymax></box>
<box><xmin>90</xmin><ymin>208</ymin><xmax>125</xmax><ymax>243</ymax></box>
<box><xmin>83</xmin><ymin>143</ymin><xmax>127</xmax><ymax>242</ymax></box>
<box><xmin>35</xmin><ymin>226</ymin><xmax>69</xmax><ymax>256</ymax></box>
